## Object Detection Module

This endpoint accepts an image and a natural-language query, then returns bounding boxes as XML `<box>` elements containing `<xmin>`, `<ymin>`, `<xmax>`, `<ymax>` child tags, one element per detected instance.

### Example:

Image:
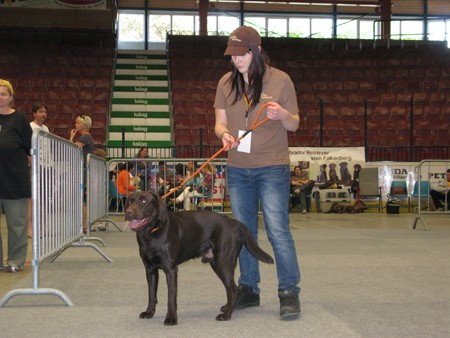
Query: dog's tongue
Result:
<box><xmin>128</xmin><ymin>218</ymin><xmax>149</xmax><ymax>231</ymax></box>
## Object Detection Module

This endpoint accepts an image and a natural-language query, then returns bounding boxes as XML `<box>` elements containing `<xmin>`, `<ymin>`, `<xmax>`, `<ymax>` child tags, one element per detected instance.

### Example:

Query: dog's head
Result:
<box><xmin>124</xmin><ymin>191</ymin><xmax>168</xmax><ymax>232</ymax></box>
<box><xmin>329</xmin><ymin>202</ymin><xmax>345</xmax><ymax>214</ymax></box>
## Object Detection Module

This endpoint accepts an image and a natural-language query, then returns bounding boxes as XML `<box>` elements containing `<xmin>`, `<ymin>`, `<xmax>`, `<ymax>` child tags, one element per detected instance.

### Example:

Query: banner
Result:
<box><xmin>289</xmin><ymin>147</ymin><xmax>365</xmax><ymax>185</ymax></box>
<box><xmin>0</xmin><ymin>0</ymin><xmax>106</xmax><ymax>9</ymax></box>
<box><xmin>367</xmin><ymin>161</ymin><xmax>450</xmax><ymax>200</ymax></box>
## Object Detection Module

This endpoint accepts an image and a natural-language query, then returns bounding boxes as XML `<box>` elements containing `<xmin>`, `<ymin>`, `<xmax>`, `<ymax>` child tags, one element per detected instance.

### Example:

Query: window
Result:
<box><xmin>428</xmin><ymin>20</ymin><xmax>446</xmax><ymax>41</ymax></box>
<box><xmin>289</xmin><ymin>18</ymin><xmax>310</xmax><ymax>38</ymax></box>
<box><xmin>336</xmin><ymin>19</ymin><xmax>357</xmax><ymax>39</ymax></box>
<box><xmin>118</xmin><ymin>13</ymin><xmax>144</xmax><ymax>42</ymax></box>
<box><xmin>194</xmin><ymin>15</ymin><xmax>218</xmax><ymax>35</ymax></box>
<box><xmin>217</xmin><ymin>16</ymin><xmax>240</xmax><ymax>35</ymax></box>
<box><xmin>172</xmin><ymin>15</ymin><xmax>195</xmax><ymax>35</ymax></box>
<box><xmin>268</xmin><ymin>18</ymin><xmax>287</xmax><ymax>37</ymax></box>
<box><xmin>359</xmin><ymin>20</ymin><xmax>374</xmax><ymax>39</ymax></box>
<box><xmin>311</xmin><ymin>18</ymin><xmax>332</xmax><ymax>38</ymax></box>
<box><xmin>245</xmin><ymin>16</ymin><xmax>266</xmax><ymax>37</ymax></box>
<box><xmin>402</xmin><ymin>20</ymin><xmax>423</xmax><ymax>40</ymax></box>
<box><xmin>149</xmin><ymin>15</ymin><xmax>170</xmax><ymax>42</ymax></box>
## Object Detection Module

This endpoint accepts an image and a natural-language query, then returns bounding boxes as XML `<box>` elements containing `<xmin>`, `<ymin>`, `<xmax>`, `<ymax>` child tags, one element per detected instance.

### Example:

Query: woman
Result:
<box><xmin>134</xmin><ymin>147</ymin><xmax>150</xmax><ymax>190</ymax></box>
<box><xmin>0</xmin><ymin>79</ymin><xmax>33</xmax><ymax>272</ymax></box>
<box><xmin>117</xmin><ymin>161</ymin><xmax>138</xmax><ymax>196</ymax></box>
<box><xmin>69</xmin><ymin>115</ymin><xmax>94</xmax><ymax>233</ymax></box>
<box><xmin>214</xmin><ymin>26</ymin><xmax>301</xmax><ymax>320</ymax></box>
<box><xmin>69</xmin><ymin>115</ymin><xmax>94</xmax><ymax>162</ymax></box>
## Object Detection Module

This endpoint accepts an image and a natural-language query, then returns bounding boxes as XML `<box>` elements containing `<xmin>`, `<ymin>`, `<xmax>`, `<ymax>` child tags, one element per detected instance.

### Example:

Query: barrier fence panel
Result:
<box><xmin>86</xmin><ymin>154</ymin><xmax>122</xmax><ymax>240</ymax></box>
<box><xmin>0</xmin><ymin>131</ymin><xmax>108</xmax><ymax>308</ymax></box>
<box><xmin>107</xmin><ymin>158</ymin><xmax>229</xmax><ymax>218</ymax></box>
<box><xmin>413</xmin><ymin>159</ymin><xmax>450</xmax><ymax>230</ymax></box>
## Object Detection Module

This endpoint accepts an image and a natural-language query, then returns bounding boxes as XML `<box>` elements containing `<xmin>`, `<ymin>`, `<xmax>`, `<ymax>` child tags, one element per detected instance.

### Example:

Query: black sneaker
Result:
<box><xmin>234</xmin><ymin>284</ymin><xmax>260</xmax><ymax>309</ymax></box>
<box><xmin>279</xmin><ymin>290</ymin><xmax>301</xmax><ymax>320</ymax></box>
<box><xmin>4</xmin><ymin>264</ymin><xmax>20</xmax><ymax>273</ymax></box>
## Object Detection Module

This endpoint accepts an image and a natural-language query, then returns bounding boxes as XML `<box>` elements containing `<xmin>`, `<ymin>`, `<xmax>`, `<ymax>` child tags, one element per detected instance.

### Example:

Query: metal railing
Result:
<box><xmin>107</xmin><ymin>158</ymin><xmax>229</xmax><ymax>217</ymax></box>
<box><xmin>0</xmin><ymin>131</ymin><xmax>111</xmax><ymax>308</ymax></box>
<box><xmin>413</xmin><ymin>160</ymin><xmax>450</xmax><ymax>230</ymax></box>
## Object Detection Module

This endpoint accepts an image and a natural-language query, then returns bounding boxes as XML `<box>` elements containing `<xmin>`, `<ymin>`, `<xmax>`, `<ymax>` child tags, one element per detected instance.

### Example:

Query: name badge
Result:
<box><xmin>237</xmin><ymin>130</ymin><xmax>251</xmax><ymax>153</ymax></box>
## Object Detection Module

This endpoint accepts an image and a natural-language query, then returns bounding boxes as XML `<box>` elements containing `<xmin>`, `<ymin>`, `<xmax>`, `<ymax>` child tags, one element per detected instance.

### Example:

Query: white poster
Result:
<box><xmin>0</xmin><ymin>0</ymin><xmax>106</xmax><ymax>9</ymax></box>
<box><xmin>289</xmin><ymin>147</ymin><xmax>366</xmax><ymax>186</ymax></box>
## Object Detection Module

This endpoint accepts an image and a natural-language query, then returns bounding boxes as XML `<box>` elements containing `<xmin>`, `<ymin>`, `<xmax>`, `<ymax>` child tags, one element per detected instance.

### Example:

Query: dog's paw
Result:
<box><xmin>139</xmin><ymin>311</ymin><xmax>155</xmax><ymax>319</ymax></box>
<box><xmin>164</xmin><ymin>317</ymin><xmax>178</xmax><ymax>326</ymax></box>
<box><xmin>216</xmin><ymin>313</ymin><xmax>231</xmax><ymax>321</ymax></box>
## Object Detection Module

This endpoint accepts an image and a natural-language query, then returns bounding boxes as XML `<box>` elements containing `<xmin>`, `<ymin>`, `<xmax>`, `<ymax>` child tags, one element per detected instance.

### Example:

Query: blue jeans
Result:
<box><xmin>227</xmin><ymin>165</ymin><xmax>301</xmax><ymax>295</ymax></box>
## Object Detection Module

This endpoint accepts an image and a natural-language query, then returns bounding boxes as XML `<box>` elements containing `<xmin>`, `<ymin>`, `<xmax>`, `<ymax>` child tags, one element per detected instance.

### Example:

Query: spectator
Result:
<box><xmin>0</xmin><ymin>79</ymin><xmax>33</xmax><ymax>272</ymax></box>
<box><xmin>134</xmin><ymin>147</ymin><xmax>151</xmax><ymax>191</ymax></box>
<box><xmin>69</xmin><ymin>115</ymin><xmax>94</xmax><ymax>162</ymax></box>
<box><xmin>175</xmin><ymin>163</ymin><xmax>214</xmax><ymax>211</ymax></box>
<box><xmin>69</xmin><ymin>115</ymin><xmax>94</xmax><ymax>233</ymax></box>
<box><xmin>117</xmin><ymin>161</ymin><xmax>138</xmax><ymax>196</ymax></box>
<box><xmin>214</xmin><ymin>26</ymin><xmax>301</xmax><ymax>319</ymax></box>
<box><xmin>28</xmin><ymin>102</ymin><xmax>50</xmax><ymax>238</ymax></box>
<box><xmin>290</xmin><ymin>166</ymin><xmax>315</xmax><ymax>214</ymax></box>
<box><xmin>156</xmin><ymin>160</ymin><xmax>174</xmax><ymax>196</ymax></box>
<box><xmin>430</xmin><ymin>169</ymin><xmax>450</xmax><ymax>211</ymax></box>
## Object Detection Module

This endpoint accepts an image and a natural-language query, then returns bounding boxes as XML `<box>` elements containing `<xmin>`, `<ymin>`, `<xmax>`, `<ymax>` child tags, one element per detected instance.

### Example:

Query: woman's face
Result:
<box><xmin>0</xmin><ymin>86</ymin><xmax>13</xmax><ymax>109</ymax></box>
<box><xmin>140</xmin><ymin>148</ymin><xmax>148</xmax><ymax>158</ymax></box>
<box><xmin>231</xmin><ymin>51</ymin><xmax>253</xmax><ymax>78</ymax></box>
<box><xmin>74</xmin><ymin>119</ymin><xmax>85</xmax><ymax>131</ymax></box>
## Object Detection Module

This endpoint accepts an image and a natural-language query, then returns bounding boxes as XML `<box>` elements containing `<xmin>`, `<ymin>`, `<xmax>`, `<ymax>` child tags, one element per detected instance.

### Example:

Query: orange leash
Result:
<box><xmin>162</xmin><ymin>102</ymin><xmax>271</xmax><ymax>200</ymax></box>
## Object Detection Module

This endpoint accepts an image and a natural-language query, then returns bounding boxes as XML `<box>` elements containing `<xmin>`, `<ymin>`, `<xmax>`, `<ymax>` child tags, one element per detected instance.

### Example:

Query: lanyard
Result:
<box><xmin>243</xmin><ymin>90</ymin><xmax>252</xmax><ymax>130</ymax></box>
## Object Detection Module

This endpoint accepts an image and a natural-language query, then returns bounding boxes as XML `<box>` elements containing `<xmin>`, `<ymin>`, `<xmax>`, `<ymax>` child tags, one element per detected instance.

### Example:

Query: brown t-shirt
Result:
<box><xmin>214</xmin><ymin>66</ymin><xmax>299</xmax><ymax>168</ymax></box>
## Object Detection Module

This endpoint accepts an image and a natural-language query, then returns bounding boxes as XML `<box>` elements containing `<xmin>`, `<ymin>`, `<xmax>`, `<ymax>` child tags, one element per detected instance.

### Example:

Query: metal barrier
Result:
<box><xmin>0</xmin><ymin>131</ymin><xmax>110</xmax><ymax>308</ymax></box>
<box><xmin>86</xmin><ymin>154</ymin><xmax>122</xmax><ymax>238</ymax></box>
<box><xmin>107</xmin><ymin>158</ymin><xmax>229</xmax><ymax>218</ymax></box>
<box><xmin>413</xmin><ymin>160</ymin><xmax>450</xmax><ymax>230</ymax></box>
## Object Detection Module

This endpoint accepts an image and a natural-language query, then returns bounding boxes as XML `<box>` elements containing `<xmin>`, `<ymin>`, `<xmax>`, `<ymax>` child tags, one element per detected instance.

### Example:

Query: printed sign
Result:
<box><xmin>0</xmin><ymin>0</ymin><xmax>106</xmax><ymax>9</ymax></box>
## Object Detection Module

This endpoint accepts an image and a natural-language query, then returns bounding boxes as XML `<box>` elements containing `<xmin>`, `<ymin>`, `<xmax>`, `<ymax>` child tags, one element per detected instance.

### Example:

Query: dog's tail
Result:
<box><xmin>239</xmin><ymin>224</ymin><xmax>274</xmax><ymax>264</ymax></box>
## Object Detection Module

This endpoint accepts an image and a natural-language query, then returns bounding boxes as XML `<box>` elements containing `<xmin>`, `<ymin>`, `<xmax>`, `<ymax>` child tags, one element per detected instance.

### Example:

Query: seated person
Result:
<box><xmin>430</xmin><ymin>169</ymin><xmax>450</xmax><ymax>211</ymax></box>
<box><xmin>117</xmin><ymin>161</ymin><xmax>139</xmax><ymax>196</ymax></box>
<box><xmin>156</xmin><ymin>160</ymin><xmax>174</xmax><ymax>196</ymax></box>
<box><xmin>175</xmin><ymin>163</ymin><xmax>213</xmax><ymax>211</ymax></box>
<box><xmin>134</xmin><ymin>147</ymin><xmax>151</xmax><ymax>191</ymax></box>
<box><xmin>290</xmin><ymin>165</ymin><xmax>315</xmax><ymax>214</ymax></box>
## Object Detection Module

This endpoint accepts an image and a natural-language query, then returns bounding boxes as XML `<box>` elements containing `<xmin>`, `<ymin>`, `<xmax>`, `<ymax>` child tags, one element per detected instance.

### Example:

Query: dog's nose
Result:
<box><xmin>125</xmin><ymin>209</ymin><xmax>134</xmax><ymax>219</ymax></box>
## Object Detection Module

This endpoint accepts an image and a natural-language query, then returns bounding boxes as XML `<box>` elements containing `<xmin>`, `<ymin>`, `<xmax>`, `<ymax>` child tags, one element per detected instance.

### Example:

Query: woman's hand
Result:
<box><xmin>266</xmin><ymin>102</ymin><xmax>289</xmax><ymax>121</ymax></box>
<box><xmin>221</xmin><ymin>131</ymin><xmax>239</xmax><ymax>151</ymax></box>
<box><xmin>265</xmin><ymin>101</ymin><xmax>299</xmax><ymax>131</ymax></box>
<box><xmin>69</xmin><ymin>128</ymin><xmax>77</xmax><ymax>141</ymax></box>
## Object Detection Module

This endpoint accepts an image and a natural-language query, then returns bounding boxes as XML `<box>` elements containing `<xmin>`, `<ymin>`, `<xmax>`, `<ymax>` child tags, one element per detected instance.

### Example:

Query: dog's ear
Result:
<box><xmin>153</xmin><ymin>192</ymin><xmax>169</xmax><ymax>224</ymax></box>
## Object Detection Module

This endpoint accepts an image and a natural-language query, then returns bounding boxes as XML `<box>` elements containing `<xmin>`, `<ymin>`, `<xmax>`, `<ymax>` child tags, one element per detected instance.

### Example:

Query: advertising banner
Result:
<box><xmin>0</xmin><ymin>0</ymin><xmax>106</xmax><ymax>9</ymax></box>
<box><xmin>289</xmin><ymin>147</ymin><xmax>365</xmax><ymax>185</ymax></box>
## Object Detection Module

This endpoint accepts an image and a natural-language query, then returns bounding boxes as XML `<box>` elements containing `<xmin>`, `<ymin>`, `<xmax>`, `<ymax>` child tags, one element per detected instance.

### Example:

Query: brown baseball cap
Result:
<box><xmin>224</xmin><ymin>26</ymin><xmax>262</xmax><ymax>56</ymax></box>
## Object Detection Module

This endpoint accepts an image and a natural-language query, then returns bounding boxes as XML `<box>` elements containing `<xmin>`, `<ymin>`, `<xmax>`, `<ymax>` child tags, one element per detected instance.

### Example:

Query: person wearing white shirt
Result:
<box><xmin>27</xmin><ymin>102</ymin><xmax>50</xmax><ymax>238</ymax></box>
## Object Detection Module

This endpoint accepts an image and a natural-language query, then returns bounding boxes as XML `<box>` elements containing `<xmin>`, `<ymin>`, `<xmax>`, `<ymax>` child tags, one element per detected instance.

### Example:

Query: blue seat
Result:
<box><xmin>108</xmin><ymin>180</ymin><xmax>127</xmax><ymax>212</ymax></box>
<box><xmin>411</xmin><ymin>180</ymin><xmax>430</xmax><ymax>209</ymax></box>
<box><xmin>389</xmin><ymin>180</ymin><xmax>409</xmax><ymax>209</ymax></box>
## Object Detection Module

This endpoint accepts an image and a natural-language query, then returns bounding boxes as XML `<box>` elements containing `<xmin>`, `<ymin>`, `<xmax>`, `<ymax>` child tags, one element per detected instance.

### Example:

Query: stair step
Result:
<box><xmin>107</xmin><ymin>140</ymin><xmax>172</xmax><ymax>147</ymax></box>
<box><xmin>110</xmin><ymin>111</ymin><xmax>170</xmax><ymax>118</ymax></box>
<box><xmin>109</xmin><ymin>125</ymin><xmax>171</xmax><ymax>133</ymax></box>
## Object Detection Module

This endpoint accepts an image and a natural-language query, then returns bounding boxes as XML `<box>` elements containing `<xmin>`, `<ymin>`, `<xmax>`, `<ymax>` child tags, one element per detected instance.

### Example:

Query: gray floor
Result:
<box><xmin>1</xmin><ymin>211</ymin><xmax>449</xmax><ymax>338</ymax></box>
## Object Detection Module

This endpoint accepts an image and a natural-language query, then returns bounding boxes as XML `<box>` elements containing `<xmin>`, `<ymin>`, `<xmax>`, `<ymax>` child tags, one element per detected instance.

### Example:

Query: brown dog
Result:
<box><xmin>124</xmin><ymin>191</ymin><xmax>274</xmax><ymax>325</ymax></box>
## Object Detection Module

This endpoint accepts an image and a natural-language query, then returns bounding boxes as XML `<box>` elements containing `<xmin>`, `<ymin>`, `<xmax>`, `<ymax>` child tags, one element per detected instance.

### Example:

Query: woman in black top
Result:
<box><xmin>0</xmin><ymin>79</ymin><xmax>33</xmax><ymax>272</ymax></box>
